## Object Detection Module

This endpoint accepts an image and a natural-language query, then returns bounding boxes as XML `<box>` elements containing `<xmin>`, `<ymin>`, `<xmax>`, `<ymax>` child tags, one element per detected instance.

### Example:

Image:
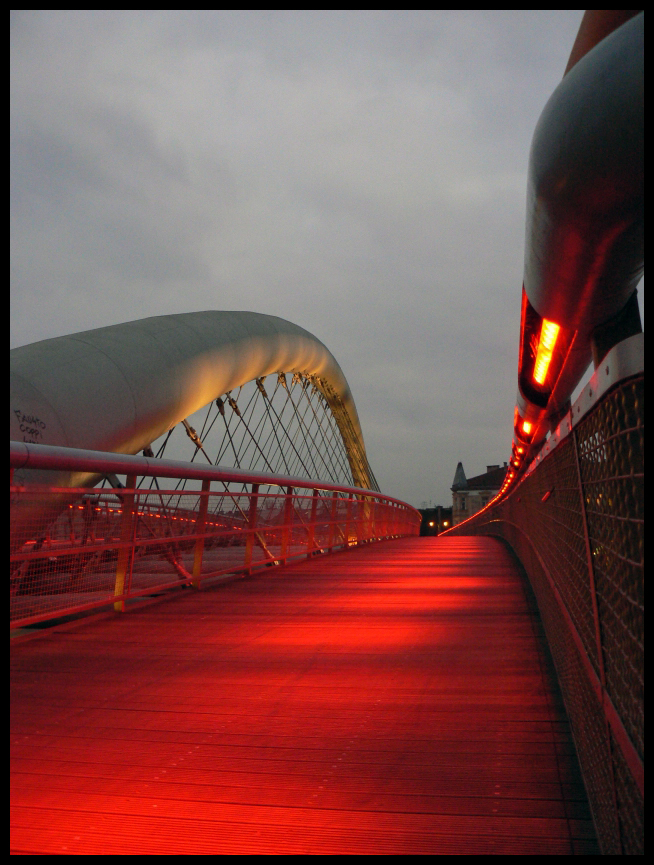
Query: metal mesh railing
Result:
<box><xmin>446</xmin><ymin>374</ymin><xmax>644</xmax><ymax>855</ymax></box>
<box><xmin>10</xmin><ymin>449</ymin><xmax>420</xmax><ymax>630</ymax></box>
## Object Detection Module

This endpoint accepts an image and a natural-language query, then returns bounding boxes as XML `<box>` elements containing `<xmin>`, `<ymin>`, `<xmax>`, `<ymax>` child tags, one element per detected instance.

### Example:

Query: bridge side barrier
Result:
<box><xmin>10</xmin><ymin>444</ymin><xmax>420</xmax><ymax>630</ymax></box>
<box><xmin>446</xmin><ymin>351</ymin><xmax>643</xmax><ymax>855</ymax></box>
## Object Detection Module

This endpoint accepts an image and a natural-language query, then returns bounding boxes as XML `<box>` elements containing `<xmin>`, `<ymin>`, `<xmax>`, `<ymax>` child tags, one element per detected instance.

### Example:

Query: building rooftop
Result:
<box><xmin>464</xmin><ymin>464</ymin><xmax>508</xmax><ymax>490</ymax></box>
<box><xmin>451</xmin><ymin>461</ymin><xmax>468</xmax><ymax>491</ymax></box>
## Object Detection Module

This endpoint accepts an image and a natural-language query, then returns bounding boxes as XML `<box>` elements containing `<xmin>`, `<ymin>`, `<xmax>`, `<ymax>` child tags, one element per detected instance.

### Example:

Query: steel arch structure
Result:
<box><xmin>10</xmin><ymin>311</ymin><xmax>377</xmax><ymax>492</ymax></box>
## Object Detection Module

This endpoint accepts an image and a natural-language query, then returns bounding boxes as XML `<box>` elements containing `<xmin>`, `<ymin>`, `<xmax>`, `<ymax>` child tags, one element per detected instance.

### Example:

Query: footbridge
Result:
<box><xmin>11</xmin><ymin>11</ymin><xmax>643</xmax><ymax>856</ymax></box>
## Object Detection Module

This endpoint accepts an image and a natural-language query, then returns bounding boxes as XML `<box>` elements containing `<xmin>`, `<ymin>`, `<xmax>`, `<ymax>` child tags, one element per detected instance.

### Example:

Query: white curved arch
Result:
<box><xmin>10</xmin><ymin>311</ymin><xmax>375</xmax><ymax>490</ymax></box>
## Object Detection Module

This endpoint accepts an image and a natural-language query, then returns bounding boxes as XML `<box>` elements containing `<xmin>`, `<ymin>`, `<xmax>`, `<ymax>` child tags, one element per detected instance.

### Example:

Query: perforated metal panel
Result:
<box><xmin>448</xmin><ymin>374</ymin><xmax>644</xmax><ymax>855</ymax></box>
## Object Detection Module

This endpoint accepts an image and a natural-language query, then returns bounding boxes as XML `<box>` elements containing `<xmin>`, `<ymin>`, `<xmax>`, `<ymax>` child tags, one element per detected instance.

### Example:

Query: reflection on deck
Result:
<box><xmin>10</xmin><ymin>536</ymin><xmax>597</xmax><ymax>855</ymax></box>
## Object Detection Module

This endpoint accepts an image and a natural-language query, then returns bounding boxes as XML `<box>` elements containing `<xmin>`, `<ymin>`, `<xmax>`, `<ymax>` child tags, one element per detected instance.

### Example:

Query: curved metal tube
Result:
<box><xmin>510</xmin><ymin>12</ymin><xmax>643</xmax><ymax>475</ymax></box>
<box><xmin>10</xmin><ymin>311</ymin><xmax>375</xmax><ymax>490</ymax></box>
<box><xmin>524</xmin><ymin>12</ymin><xmax>643</xmax><ymax>335</ymax></box>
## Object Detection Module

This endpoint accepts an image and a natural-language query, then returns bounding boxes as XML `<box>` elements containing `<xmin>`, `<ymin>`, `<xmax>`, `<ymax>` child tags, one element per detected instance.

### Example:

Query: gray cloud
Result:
<box><xmin>14</xmin><ymin>10</ymin><xmax>639</xmax><ymax>508</ymax></box>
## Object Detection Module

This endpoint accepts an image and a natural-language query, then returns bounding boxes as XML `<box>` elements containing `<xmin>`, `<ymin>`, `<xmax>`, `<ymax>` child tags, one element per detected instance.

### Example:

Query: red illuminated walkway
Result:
<box><xmin>11</xmin><ymin>536</ymin><xmax>598</xmax><ymax>855</ymax></box>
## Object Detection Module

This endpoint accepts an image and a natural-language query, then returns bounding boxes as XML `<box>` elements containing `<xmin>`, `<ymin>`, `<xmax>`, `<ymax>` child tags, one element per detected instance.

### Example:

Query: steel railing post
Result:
<box><xmin>192</xmin><ymin>478</ymin><xmax>211</xmax><ymax>589</ymax></box>
<box><xmin>114</xmin><ymin>474</ymin><xmax>137</xmax><ymax>612</ymax></box>
<box><xmin>328</xmin><ymin>491</ymin><xmax>338</xmax><ymax>551</ymax></box>
<box><xmin>345</xmin><ymin>492</ymin><xmax>354</xmax><ymax>546</ymax></box>
<box><xmin>307</xmin><ymin>489</ymin><xmax>318</xmax><ymax>557</ymax></box>
<box><xmin>281</xmin><ymin>485</ymin><xmax>293</xmax><ymax>562</ymax></box>
<box><xmin>356</xmin><ymin>494</ymin><xmax>363</xmax><ymax>544</ymax></box>
<box><xmin>245</xmin><ymin>483</ymin><xmax>260</xmax><ymax>573</ymax></box>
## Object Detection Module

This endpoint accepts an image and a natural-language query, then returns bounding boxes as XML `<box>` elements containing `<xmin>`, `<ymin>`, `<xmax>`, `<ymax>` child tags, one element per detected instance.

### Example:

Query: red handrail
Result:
<box><xmin>10</xmin><ymin>442</ymin><xmax>421</xmax><ymax>629</ymax></box>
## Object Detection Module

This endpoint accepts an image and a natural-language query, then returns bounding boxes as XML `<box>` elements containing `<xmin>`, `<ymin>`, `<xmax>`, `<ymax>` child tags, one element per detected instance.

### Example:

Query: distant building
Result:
<box><xmin>451</xmin><ymin>461</ymin><xmax>508</xmax><ymax>525</ymax></box>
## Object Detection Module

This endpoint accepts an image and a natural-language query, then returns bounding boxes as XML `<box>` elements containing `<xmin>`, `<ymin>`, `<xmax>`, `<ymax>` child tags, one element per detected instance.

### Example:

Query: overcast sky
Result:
<box><xmin>10</xmin><ymin>11</ymin><xmax>643</xmax><ymax>507</ymax></box>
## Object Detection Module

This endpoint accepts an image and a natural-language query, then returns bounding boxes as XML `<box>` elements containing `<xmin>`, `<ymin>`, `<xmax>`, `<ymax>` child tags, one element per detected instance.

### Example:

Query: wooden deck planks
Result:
<box><xmin>11</xmin><ymin>536</ymin><xmax>599</xmax><ymax>855</ymax></box>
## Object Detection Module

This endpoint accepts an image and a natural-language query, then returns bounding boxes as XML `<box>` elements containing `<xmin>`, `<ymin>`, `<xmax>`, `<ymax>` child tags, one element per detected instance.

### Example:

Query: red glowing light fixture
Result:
<box><xmin>533</xmin><ymin>319</ymin><xmax>560</xmax><ymax>385</ymax></box>
<box><xmin>522</xmin><ymin>420</ymin><xmax>532</xmax><ymax>435</ymax></box>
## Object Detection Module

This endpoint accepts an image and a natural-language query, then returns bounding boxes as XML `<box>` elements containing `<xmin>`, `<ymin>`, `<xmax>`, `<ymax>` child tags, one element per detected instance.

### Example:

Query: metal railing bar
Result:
<box><xmin>10</xmin><ymin>441</ymin><xmax>414</xmax><ymax>506</ymax></box>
